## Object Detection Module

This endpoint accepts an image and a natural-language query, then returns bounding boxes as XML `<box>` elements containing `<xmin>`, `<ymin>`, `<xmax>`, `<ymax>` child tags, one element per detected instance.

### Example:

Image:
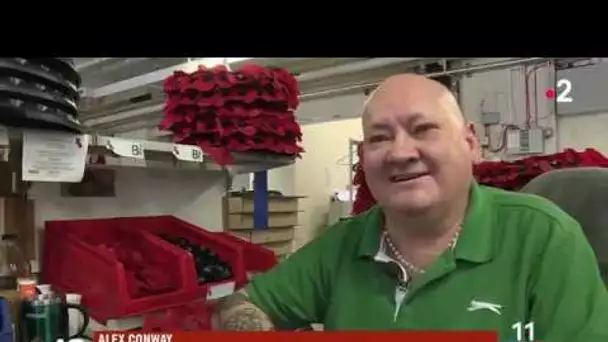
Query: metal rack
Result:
<box><xmin>3</xmin><ymin>126</ymin><xmax>296</xmax><ymax>330</ymax></box>
<box><xmin>5</xmin><ymin>127</ymin><xmax>295</xmax><ymax>234</ymax></box>
<box><xmin>2</xmin><ymin>129</ymin><xmax>295</xmax><ymax>178</ymax></box>
<box><xmin>89</xmin><ymin>135</ymin><xmax>295</xmax><ymax>175</ymax></box>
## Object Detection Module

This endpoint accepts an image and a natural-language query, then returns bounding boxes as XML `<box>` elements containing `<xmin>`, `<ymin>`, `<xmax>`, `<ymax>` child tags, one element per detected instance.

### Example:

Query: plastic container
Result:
<box><xmin>215</xmin><ymin>232</ymin><xmax>277</xmax><ymax>285</ymax></box>
<box><xmin>42</xmin><ymin>216</ymin><xmax>266</xmax><ymax>322</ymax></box>
<box><xmin>42</xmin><ymin>218</ymin><xmax>198</xmax><ymax>322</ymax></box>
<box><xmin>142</xmin><ymin>299</ymin><xmax>212</xmax><ymax>331</ymax></box>
<box><xmin>108</xmin><ymin>216</ymin><xmax>249</xmax><ymax>295</ymax></box>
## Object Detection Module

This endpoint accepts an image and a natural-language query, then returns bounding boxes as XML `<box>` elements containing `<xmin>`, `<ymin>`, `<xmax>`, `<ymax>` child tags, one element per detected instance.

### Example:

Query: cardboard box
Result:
<box><xmin>225</xmin><ymin>195</ymin><xmax>301</xmax><ymax>213</ymax></box>
<box><xmin>226</xmin><ymin>212</ymin><xmax>298</xmax><ymax>230</ymax></box>
<box><xmin>261</xmin><ymin>240</ymin><xmax>293</xmax><ymax>256</ymax></box>
<box><xmin>0</xmin><ymin>198</ymin><xmax>36</xmax><ymax>261</ymax></box>
<box><xmin>223</xmin><ymin>192</ymin><xmax>301</xmax><ymax>230</ymax></box>
<box><xmin>231</xmin><ymin>227</ymin><xmax>295</xmax><ymax>244</ymax></box>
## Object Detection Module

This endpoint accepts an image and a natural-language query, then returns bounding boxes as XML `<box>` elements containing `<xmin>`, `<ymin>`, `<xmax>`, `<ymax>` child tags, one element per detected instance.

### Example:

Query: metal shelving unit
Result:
<box><xmin>89</xmin><ymin>135</ymin><xmax>296</xmax><ymax>175</ymax></box>
<box><xmin>2</xmin><ymin>126</ymin><xmax>295</xmax><ymax>331</ymax></box>
<box><xmin>1</xmin><ymin>129</ymin><xmax>296</xmax><ymax>179</ymax></box>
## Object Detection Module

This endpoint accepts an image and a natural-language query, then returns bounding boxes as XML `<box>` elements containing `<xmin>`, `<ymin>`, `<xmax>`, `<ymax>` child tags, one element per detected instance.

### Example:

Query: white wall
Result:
<box><xmin>558</xmin><ymin>112</ymin><xmax>608</xmax><ymax>153</ymax></box>
<box><xmin>32</xmin><ymin>166</ymin><xmax>296</xmax><ymax>224</ymax></box>
<box><xmin>267</xmin><ymin>165</ymin><xmax>296</xmax><ymax>196</ymax></box>
<box><xmin>31</xmin><ymin>169</ymin><xmax>238</xmax><ymax>232</ymax></box>
<box><xmin>294</xmin><ymin>118</ymin><xmax>363</xmax><ymax>248</ymax></box>
<box><xmin>553</xmin><ymin>62</ymin><xmax>608</xmax><ymax>153</ymax></box>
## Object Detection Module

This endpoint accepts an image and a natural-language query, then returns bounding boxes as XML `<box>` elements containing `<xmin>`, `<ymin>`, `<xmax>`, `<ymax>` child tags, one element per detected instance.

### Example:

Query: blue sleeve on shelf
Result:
<box><xmin>253</xmin><ymin>171</ymin><xmax>269</xmax><ymax>230</ymax></box>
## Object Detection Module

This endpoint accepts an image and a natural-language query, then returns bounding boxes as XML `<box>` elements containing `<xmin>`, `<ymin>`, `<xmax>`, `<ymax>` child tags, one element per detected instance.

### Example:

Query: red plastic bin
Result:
<box><xmin>216</xmin><ymin>232</ymin><xmax>278</xmax><ymax>285</ymax></box>
<box><xmin>43</xmin><ymin>218</ymin><xmax>198</xmax><ymax>322</ymax></box>
<box><xmin>142</xmin><ymin>299</ymin><xmax>212</xmax><ymax>331</ymax></box>
<box><xmin>108</xmin><ymin>216</ymin><xmax>248</xmax><ymax>295</ymax></box>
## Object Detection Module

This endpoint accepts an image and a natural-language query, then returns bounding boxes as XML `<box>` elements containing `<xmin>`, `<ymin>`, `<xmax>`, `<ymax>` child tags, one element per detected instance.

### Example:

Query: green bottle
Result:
<box><xmin>19</xmin><ymin>297</ymin><xmax>63</xmax><ymax>342</ymax></box>
<box><xmin>18</xmin><ymin>294</ymin><xmax>89</xmax><ymax>342</ymax></box>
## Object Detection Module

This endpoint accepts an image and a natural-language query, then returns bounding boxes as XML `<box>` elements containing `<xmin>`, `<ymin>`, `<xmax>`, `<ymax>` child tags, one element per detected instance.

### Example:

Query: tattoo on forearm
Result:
<box><xmin>221</xmin><ymin>306</ymin><xmax>275</xmax><ymax>331</ymax></box>
<box><xmin>216</xmin><ymin>292</ymin><xmax>249</xmax><ymax>312</ymax></box>
<box><xmin>214</xmin><ymin>291</ymin><xmax>275</xmax><ymax>331</ymax></box>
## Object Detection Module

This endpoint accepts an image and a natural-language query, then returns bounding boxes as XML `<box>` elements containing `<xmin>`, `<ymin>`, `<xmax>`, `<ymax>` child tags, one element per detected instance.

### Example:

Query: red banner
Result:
<box><xmin>93</xmin><ymin>331</ymin><xmax>497</xmax><ymax>342</ymax></box>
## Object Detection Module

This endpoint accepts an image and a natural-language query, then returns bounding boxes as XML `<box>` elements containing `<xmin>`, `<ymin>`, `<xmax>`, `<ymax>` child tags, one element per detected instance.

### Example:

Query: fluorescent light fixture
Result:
<box><xmin>184</xmin><ymin>57</ymin><xmax>252</xmax><ymax>72</ymax></box>
<box><xmin>91</xmin><ymin>58</ymin><xmax>253</xmax><ymax>98</ymax></box>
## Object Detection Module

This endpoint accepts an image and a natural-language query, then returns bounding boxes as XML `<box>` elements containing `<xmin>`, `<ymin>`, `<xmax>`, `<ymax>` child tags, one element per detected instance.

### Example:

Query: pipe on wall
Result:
<box><xmin>300</xmin><ymin>57</ymin><xmax>552</xmax><ymax>101</ymax></box>
<box><xmin>296</xmin><ymin>58</ymin><xmax>421</xmax><ymax>83</ymax></box>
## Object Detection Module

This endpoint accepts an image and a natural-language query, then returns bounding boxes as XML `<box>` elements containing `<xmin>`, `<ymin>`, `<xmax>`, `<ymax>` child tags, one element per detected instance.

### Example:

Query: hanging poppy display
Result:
<box><xmin>161</xmin><ymin>63</ymin><xmax>304</xmax><ymax>165</ymax></box>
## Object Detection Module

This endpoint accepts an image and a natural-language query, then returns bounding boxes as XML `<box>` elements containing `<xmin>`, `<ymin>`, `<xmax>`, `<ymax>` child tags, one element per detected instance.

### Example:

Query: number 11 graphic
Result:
<box><xmin>512</xmin><ymin>321</ymin><xmax>535</xmax><ymax>341</ymax></box>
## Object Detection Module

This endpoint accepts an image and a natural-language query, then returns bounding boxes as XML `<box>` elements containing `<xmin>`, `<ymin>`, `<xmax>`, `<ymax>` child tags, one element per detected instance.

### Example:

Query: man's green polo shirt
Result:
<box><xmin>245</xmin><ymin>182</ymin><xmax>608</xmax><ymax>341</ymax></box>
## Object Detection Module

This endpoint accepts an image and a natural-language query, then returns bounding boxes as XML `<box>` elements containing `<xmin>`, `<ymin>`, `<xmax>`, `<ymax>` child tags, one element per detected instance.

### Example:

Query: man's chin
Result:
<box><xmin>385</xmin><ymin>192</ymin><xmax>438</xmax><ymax>212</ymax></box>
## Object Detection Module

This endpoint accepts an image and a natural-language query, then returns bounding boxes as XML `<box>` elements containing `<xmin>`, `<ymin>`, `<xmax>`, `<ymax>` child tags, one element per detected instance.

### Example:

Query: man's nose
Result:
<box><xmin>386</xmin><ymin>133</ymin><xmax>420</xmax><ymax>163</ymax></box>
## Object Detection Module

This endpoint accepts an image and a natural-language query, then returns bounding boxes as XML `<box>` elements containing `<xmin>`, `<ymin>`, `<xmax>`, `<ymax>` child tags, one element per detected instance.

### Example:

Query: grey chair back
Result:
<box><xmin>521</xmin><ymin>167</ymin><xmax>608</xmax><ymax>282</ymax></box>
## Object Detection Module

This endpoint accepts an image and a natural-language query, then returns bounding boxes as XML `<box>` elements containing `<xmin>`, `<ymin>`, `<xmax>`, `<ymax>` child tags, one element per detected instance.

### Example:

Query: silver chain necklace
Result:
<box><xmin>383</xmin><ymin>225</ymin><xmax>461</xmax><ymax>275</ymax></box>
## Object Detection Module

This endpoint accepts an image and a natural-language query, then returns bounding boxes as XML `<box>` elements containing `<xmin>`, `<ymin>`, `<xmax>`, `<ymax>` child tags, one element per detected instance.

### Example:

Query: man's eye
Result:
<box><xmin>413</xmin><ymin>123</ymin><xmax>438</xmax><ymax>134</ymax></box>
<box><xmin>368</xmin><ymin>135</ymin><xmax>389</xmax><ymax>143</ymax></box>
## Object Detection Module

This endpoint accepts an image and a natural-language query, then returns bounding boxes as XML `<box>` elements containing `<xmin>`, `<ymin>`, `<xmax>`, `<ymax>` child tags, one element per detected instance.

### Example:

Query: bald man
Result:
<box><xmin>213</xmin><ymin>75</ymin><xmax>608</xmax><ymax>340</ymax></box>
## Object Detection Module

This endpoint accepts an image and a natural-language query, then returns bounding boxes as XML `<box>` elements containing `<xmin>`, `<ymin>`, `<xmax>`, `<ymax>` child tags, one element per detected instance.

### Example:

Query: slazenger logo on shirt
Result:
<box><xmin>467</xmin><ymin>299</ymin><xmax>503</xmax><ymax>315</ymax></box>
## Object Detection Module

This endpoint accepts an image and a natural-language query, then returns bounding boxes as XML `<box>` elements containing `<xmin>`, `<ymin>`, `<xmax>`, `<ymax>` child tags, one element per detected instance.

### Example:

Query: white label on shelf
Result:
<box><xmin>172</xmin><ymin>144</ymin><xmax>204</xmax><ymax>162</ymax></box>
<box><xmin>22</xmin><ymin>131</ymin><xmax>89</xmax><ymax>182</ymax></box>
<box><xmin>106</xmin><ymin>138</ymin><xmax>145</xmax><ymax>159</ymax></box>
<box><xmin>0</xmin><ymin>148</ymin><xmax>8</xmax><ymax>162</ymax></box>
<box><xmin>0</xmin><ymin>126</ymin><xmax>8</xmax><ymax>146</ymax></box>
<box><xmin>207</xmin><ymin>281</ymin><xmax>235</xmax><ymax>300</ymax></box>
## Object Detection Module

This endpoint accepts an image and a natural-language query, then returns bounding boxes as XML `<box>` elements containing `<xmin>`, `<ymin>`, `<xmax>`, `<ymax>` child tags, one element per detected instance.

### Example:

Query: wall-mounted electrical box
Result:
<box><xmin>506</xmin><ymin>128</ymin><xmax>545</xmax><ymax>155</ymax></box>
<box><xmin>480</xmin><ymin>111</ymin><xmax>501</xmax><ymax>125</ymax></box>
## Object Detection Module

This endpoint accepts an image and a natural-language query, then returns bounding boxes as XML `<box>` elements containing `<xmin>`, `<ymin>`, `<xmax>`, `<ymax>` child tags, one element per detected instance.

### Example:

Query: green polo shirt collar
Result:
<box><xmin>357</xmin><ymin>181</ymin><xmax>497</xmax><ymax>263</ymax></box>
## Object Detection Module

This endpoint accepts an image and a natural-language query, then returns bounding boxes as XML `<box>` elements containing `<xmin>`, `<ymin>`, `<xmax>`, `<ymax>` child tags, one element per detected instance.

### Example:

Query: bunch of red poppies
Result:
<box><xmin>474</xmin><ymin>148</ymin><xmax>608</xmax><ymax>190</ymax></box>
<box><xmin>160</xmin><ymin>63</ymin><xmax>303</xmax><ymax>165</ymax></box>
<box><xmin>352</xmin><ymin>143</ymin><xmax>375</xmax><ymax>215</ymax></box>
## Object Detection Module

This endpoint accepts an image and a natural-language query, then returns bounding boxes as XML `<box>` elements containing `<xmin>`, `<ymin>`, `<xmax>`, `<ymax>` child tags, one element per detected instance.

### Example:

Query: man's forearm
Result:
<box><xmin>213</xmin><ymin>290</ymin><xmax>276</xmax><ymax>331</ymax></box>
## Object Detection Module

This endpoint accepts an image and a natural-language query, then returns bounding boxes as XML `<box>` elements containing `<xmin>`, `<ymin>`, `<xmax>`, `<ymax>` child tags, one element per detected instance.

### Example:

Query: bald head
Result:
<box><xmin>363</xmin><ymin>74</ymin><xmax>464</xmax><ymax>127</ymax></box>
<box><xmin>359</xmin><ymin>73</ymin><xmax>479</xmax><ymax>216</ymax></box>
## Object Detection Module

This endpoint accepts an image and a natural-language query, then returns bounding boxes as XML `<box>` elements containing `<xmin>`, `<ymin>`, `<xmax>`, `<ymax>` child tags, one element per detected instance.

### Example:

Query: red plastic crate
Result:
<box><xmin>216</xmin><ymin>232</ymin><xmax>277</xmax><ymax>285</ymax></box>
<box><xmin>142</xmin><ymin>299</ymin><xmax>212</xmax><ymax>331</ymax></box>
<box><xmin>42</xmin><ymin>216</ymin><xmax>252</xmax><ymax>322</ymax></box>
<box><xmin>43</xmin><ymin>218</ymin><xmax>198</xmax><ymax>322</ymax></box>
<box><xmin>109</xmin><ymin>216</ymin><xmax>248</xmax><ymax>295</ymax></box>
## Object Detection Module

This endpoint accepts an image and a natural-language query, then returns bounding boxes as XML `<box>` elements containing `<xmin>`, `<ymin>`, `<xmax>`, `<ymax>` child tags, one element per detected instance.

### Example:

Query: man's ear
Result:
<box><xmin>467</xmin><ymin>122</ymin><xmax>477</xmax><ymax>137</ymax></box>
<box><xmin>465</xmin><ymin>122</ymin><xmax>482</xmax><ymax>162</ymax></box>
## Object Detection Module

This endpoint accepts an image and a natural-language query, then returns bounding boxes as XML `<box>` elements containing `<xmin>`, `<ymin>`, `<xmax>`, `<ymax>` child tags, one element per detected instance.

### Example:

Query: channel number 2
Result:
<box><xmin>512</xmin><ymin>321</ymin><xmax>535</xmax><ymax>341</ymax></box>
<box><xmin>556</xmin><ymin>78</ymin><xmax>573</xmax><ymax>103</ymax></box>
